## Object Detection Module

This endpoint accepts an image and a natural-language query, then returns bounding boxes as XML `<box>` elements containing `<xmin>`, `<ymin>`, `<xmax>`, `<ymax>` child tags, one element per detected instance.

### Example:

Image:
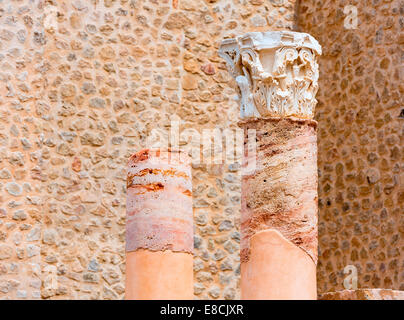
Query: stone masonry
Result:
<box><xmin>0</xmin><ymin>0</ymin><xmax>402</xmax><ymax>300</ymax></box>
<box><xmin>298</xmin><ymin>0</ymin><xmax>404</xmax><ymax>293</ymax></box>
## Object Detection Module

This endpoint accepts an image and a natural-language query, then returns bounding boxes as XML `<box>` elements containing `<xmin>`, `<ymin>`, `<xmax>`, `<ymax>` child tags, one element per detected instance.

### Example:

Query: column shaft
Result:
<box><xmin>240</xmin><ymin>118</ymin><xmax>318</xmax><ymax>299</ymax></box>
<box><xmin>219</xmin><ymin>31</ymin><xmax>322</xmax><ymax>300</ymax></box>
<box><xmin>125</xmin><ymin>149</ymin><xmax>193</xmax><ymax>300</ymax></box>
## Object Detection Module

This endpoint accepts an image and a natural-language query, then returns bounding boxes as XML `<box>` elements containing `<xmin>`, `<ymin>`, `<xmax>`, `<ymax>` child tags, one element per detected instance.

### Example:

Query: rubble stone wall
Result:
<box><xmin>0</xmin><ymin>0</ymin><xmax>44</xmax><ymax>300</ymax></box>
<box><xmin>298</xmin><ymin>0</ymin><xmax>404</xmax><ymax>294</ymax></box>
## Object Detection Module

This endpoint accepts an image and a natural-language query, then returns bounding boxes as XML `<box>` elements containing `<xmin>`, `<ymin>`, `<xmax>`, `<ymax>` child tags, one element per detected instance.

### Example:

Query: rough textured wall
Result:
<box><xmin>1</xmin><ymin>0</ymin><xmax>298</xmax><ymax>300</ymax></box>
<box><xmin>298</xmin><ymin>0</ymin><xmax>404</xmax><ymax>293</ymax></box>
<box><xmin>0</xmin><ymin>0</ymin><xmax>44</xmax><ymax>300</ymax></box>
<box><xmin>40</xmin><ymin>0</ymin><xmax>130</xmax><ymax>300</ymax></box>
<box><xmin>239</xmin><ymin>118</ymin><xmax>318</xmax><ymax>265</ymax></box>
<box><xmin>320</xmin><ymin>289</ymin><xmax>404</xmax><ymax>300</ymax></box>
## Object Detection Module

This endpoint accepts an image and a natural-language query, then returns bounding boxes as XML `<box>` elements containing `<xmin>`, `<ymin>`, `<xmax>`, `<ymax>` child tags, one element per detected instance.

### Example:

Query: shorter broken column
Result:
<box><xmin>126</xmin><ymin>149</ymin><xmax>193</xmax><ymax>300</ymax></box>
<box><xmin>220</xmin><ymin>31</ymin><xmax>322</xmax><ymax>299</ymax></box>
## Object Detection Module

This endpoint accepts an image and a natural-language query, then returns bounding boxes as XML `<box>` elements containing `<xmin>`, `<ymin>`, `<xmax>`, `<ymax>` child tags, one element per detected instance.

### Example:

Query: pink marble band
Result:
<box><xmin>126</xmin><ymin>149</ymin><xmax>193</xmax><ymax>253</ymax></box>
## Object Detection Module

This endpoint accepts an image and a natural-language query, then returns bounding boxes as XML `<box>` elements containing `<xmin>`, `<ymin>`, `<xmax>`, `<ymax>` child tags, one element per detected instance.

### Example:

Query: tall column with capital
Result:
<box><xmin>219</xmin><ymin>31</ymin><xmax>322</xmax><ymax>300</ymax></box>
<box><xmin>125</xmin><ymin>149</ymin><xmax>193</xmax><ymax>300</ymax></box>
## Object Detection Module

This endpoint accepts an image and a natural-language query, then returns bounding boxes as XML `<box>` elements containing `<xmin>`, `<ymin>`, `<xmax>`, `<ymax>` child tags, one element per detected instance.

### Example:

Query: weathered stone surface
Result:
<box><xmin>5</xmin><ymin>182</ymin><xmax>22</xmax><ymax>197</ymax></box>
<box><xmin>239</xmin><ymin>118</ymin><xmax>318</xmax><ymax>264</ymax></box>
<box><xmin>320</xmin><ymin>289</ymin><xmax>404</xmax><ymax>300</ymax></box>
<box><xmin>0</xmin><ymin>244</ymin><xmax>13</xmax><ymax>260</ymax></box>
<box><xmin>126</xmin><ymin>150</ymin><xmax>193</xmax><ymax>253</ymax></box>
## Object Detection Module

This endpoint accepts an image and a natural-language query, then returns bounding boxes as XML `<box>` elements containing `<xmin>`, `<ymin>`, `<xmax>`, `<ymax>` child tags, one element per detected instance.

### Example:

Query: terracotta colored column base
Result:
<box><xmin>126</xmin><ymin>249</ymin><xmax>193</xmax><ymax>300</ymax></box>
<box><xmin>320</xmin><ymin>289</ymin><xmax>404</xmax><ymax>300</ymax></box>
<box><xmin>241</xmin><ymin>230</ymin><xmax>317</xmax><ymax>300</ymax></box>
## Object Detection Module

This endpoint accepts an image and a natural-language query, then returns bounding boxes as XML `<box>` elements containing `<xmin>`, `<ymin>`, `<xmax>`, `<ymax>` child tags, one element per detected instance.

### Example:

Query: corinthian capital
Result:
<box><xmin>219</xmin><ymin>31</ymin><xmax>322</xmax><ymax>120</ymax></box>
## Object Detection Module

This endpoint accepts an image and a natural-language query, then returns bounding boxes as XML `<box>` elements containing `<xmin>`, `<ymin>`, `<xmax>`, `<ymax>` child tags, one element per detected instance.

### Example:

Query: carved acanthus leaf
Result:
<box><xmin>219</xmin><ymin>31</ymin><xmax>322</xmax><ymax>120</ymax></box>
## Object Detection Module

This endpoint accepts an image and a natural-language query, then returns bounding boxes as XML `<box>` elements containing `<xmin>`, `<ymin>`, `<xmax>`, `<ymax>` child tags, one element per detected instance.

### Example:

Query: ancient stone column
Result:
<box><xmin>126</xmin><ymin>149</ymin><xmax>193</xmax><ymax>300</ymax></box>
<box><xmin>219</xmin><ymin>31</ymin><xmax>322</xmax><ymax>300</ymax></box>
